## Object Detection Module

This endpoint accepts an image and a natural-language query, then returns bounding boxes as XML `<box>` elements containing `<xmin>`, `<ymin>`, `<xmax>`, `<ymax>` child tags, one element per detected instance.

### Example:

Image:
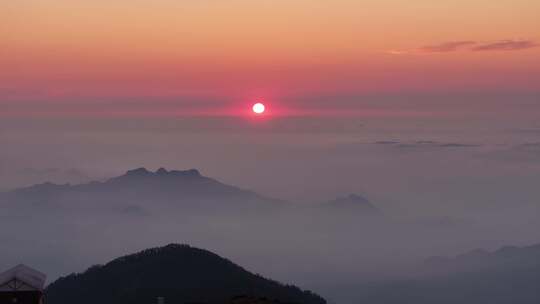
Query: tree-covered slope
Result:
<box><xmin>45</xmin><ymin>244</ymin><xmax>325</xmax><ymax>304</ymax></box>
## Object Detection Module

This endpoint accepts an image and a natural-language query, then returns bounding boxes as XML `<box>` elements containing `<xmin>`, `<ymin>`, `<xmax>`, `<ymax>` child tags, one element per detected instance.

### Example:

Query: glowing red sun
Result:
<box><xmin>252</xmin><ymin>102</ymin><xmax>265</xmax><ymax>114</ymax></box>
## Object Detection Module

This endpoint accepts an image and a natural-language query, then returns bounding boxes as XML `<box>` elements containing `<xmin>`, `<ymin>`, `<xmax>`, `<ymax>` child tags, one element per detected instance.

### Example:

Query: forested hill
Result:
<box><xmin>45</xmin><ymin>244</ymin><xmax>325</xmax><ymax>304</ymax></box>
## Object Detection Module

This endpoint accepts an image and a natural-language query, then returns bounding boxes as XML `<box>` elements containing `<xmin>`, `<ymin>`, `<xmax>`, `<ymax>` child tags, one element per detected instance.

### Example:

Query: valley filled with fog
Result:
<box><xmin>1</xmin><ymin>116</ymin><xmax>540</xmax><ymax>303</ymax></box>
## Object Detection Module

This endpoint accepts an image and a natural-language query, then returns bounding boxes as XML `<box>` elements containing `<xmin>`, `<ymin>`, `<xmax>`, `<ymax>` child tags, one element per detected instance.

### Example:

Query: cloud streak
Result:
<box><xmin>419</xmin><ymin>41</ymin><xmax>477</xmax><ymax>53</ymax></box>
<box><xmin>372</xmin><ymin>140</ymin><xmax>481</xmax><ymax>149</ymax></box>
<box><xmin>472</xmin><ymin>40</ymin><xmax>538</xmax><ymax>51</ymax></box>
<box><xmin>389</xmin><ymin>39</ymin><xmax>537</xmax><ymax>55</ymax></box>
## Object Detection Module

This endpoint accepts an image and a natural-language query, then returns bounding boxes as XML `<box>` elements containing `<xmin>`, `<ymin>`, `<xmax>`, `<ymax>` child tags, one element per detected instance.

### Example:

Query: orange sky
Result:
<box><xmin>1</xmin><ymin>0</ymin><xmax>539</xmax><ymax>116</ymax></box>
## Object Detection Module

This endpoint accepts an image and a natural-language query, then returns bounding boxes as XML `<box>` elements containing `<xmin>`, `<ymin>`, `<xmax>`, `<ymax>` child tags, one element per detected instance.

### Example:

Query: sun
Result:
<box><xmin>252</xmin><ymin>102</ymin><xmax>265</xmax><ymax>114</ymax></box>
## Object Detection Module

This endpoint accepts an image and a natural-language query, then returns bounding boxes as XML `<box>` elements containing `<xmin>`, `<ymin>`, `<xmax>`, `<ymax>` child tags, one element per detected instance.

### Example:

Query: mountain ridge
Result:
<box><xmin>345</xmin><ymin>241</ymin><xmax>540</xmax><ymax>304</ymax></box>
<box><xmin>0</xmin><ymin>167</ymin><xmax>284</xmax><ymax>214</ymax></box>
<box><xmin>0</xmin><ymin>167</ymin><xmax>381</xmax><ymax>217</ymax></box>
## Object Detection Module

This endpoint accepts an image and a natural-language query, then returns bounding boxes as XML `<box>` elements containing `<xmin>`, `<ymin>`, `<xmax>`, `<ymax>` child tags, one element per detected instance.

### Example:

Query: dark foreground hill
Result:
<box><xmin>45</xmin><ymin>244</ymin><xmax>326</xmax><ymax>304</ymax></box>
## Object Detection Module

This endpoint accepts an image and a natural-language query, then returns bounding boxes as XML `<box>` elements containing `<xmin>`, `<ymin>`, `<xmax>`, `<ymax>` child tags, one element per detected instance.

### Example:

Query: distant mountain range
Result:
<box><xmin>0</xmin><ymin>167</ymin><xmax>380</xmax><ymax>217</ymax></box>
<box><xmin>424</xmin><ymin>243</ymin><xmax>540</xmax><ymax>274</ymax></box>
<box><xmin>350</xmin><ymin>243</ymin><xmax>540</xmax><ymax>304</ymax></box>
<box><xmin>0</xmin><ymin>168</ymin><xmax>284</xmax><ymax>215</ymax></box>
<box><xmin>45</xmin><ymin>244</ymin><xmax>326</xmax><ymax>304</ymax></box>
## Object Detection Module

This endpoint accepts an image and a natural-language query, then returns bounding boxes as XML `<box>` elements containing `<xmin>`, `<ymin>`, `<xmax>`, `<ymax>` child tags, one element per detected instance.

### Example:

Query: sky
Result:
<box><xmin>2</xmin><ymin>0</ymin><xmax>540</xmax><ymax>118</ymax></box>
<box><xmin>1</xmin><ymin>2</ymin><xmax>540</xmax><ymax>300</ymax></box>
<box><xmin>1</xmin><ymin>0</ymin><xmax>539</xmax><ymax>204</ymax></box>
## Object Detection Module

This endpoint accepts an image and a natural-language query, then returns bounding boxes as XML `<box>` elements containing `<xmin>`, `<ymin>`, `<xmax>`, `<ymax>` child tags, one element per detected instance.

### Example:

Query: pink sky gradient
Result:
<box><xmin>2</xmin><ymin>0</ymin><xmax>539</xmax><ymax>118</ymax></box>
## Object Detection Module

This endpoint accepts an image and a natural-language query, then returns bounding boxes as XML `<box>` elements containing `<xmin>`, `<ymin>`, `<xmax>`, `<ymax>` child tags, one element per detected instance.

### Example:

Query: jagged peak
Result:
<box><xmin>324</xmin><ymin>193</ymin><xmax>382</xmax><ymax>215</ymax></box>
<box><xmin>156</xmin><ymin>167</ymin><xmax>169</xmax><ymax>174</ymax></box>
<box><xmin>16</xmin><ymin>181</ymin><xmax>69</xmax><ymax>193</ymax></box>
<box><xmin>121</xmin><ymin>168</ymin><xmax>201</xmax><ymax>178</ymax></box>
<box><xmin>331</xmin><ymin>193</ymin><xmax>371</xmax><ymax>204</ymax></box>
<box><xmin>125</xmin><ymin>167</ymin><xmax>151</xmax><ymax>176</ymax></box>
<box><xmin>169</xmin><ymin>168</ymin><xmax>201</xmax><ymax>177</ymax></box>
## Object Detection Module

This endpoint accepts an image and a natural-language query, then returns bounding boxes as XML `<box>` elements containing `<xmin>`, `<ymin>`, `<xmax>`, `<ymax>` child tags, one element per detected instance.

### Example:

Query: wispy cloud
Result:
<box><xmin>419</xmin><ymin>41</ymin><xmax>477</xmax><ymax>53</ymax></box>
<box><xmin>387</xmin><ymin>39</ymin><xmax>537</xmax><ymax>55</ymax></box>
<box><xmin>396</xmin><ymin>141</ymin><xmax>480</xmax><ymax>149</ymax></box>
<box><xmin>373</xmin><ymin>140</ymin><xmax>481</xmax><ymax>149</ymax></box>
<box><xmin>472</xmin><ymin>40</ymin><xmax>538</xmax><ymax>51</ymax></box>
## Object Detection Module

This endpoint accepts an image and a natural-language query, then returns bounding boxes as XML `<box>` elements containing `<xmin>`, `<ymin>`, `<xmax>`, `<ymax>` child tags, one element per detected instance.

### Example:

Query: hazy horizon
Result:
<box><xmin>2</xmin><ymin>1</ymin><xmax>540</xmax><ymax>303</ymax></box>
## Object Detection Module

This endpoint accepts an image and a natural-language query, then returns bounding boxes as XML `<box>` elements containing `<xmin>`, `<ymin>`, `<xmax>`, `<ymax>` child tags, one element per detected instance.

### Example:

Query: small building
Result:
<box><xmin>0</xmin><ymin>264</ymin><xmax>46</xmax><ymax>304</ymax></box>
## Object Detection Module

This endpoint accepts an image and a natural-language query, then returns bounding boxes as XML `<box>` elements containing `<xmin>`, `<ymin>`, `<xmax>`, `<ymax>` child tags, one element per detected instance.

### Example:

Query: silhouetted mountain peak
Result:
<box><xmin>156</xmin><ymin>167</ymin><xmax>169</xmax><ymax>175</ymax></box>
<box><xmin>169</xmin><ymin>168</ymin><xmax>201</xmax><ymax>177</ymax></box>
<box><xmin>15</xmin><ymin>181</ymin><xmax>70</xmax><ymax>194</ymax></box>
<box><xmin>324</xmin><ymin>193</ymin><xmax>381</xmax><ymax>215</ymax></box>
<box><xmin>2</xmin><ymin>167</ymin><xmax>281</xmax><ymax>214</ymax></box>
<box><xmin>140</xmin><ymin>243</ymin><xmax>195</xmax><ymax>255</ymax></box>
<box><xmin>424</xmin><ymin>242</ymin><xmax>540</xmax><ymax>274</ymax></box>
<box><xmin>46</xmin><ymin>244</ymin><xmax>326</xmax><ymax>304</ymax></box>
<box><xmin>362</xmin><ymin>242</ymin><xmax>540</xmax><ymax>304</ymax></box>
<box><xmin>125</xmin><ymin>167</ymin><xmax>152</xmax><ymax>177</ymax></box>
<box><xmin>112</xmin><ymin>167</ymin><xmax>203</xmax><ymax>183</ymax></box>
<box><xmin>345</xmin><ymin>194</ymin><xmax>370</xmax><ymax>203</ymax></box>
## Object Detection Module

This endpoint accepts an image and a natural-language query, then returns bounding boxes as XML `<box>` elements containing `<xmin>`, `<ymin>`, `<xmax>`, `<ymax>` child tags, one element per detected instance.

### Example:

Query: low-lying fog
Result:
<box><xmin>0</xmin><ymin>116</ymin><xmax>539</xmax><ymax>303</ymax></box>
